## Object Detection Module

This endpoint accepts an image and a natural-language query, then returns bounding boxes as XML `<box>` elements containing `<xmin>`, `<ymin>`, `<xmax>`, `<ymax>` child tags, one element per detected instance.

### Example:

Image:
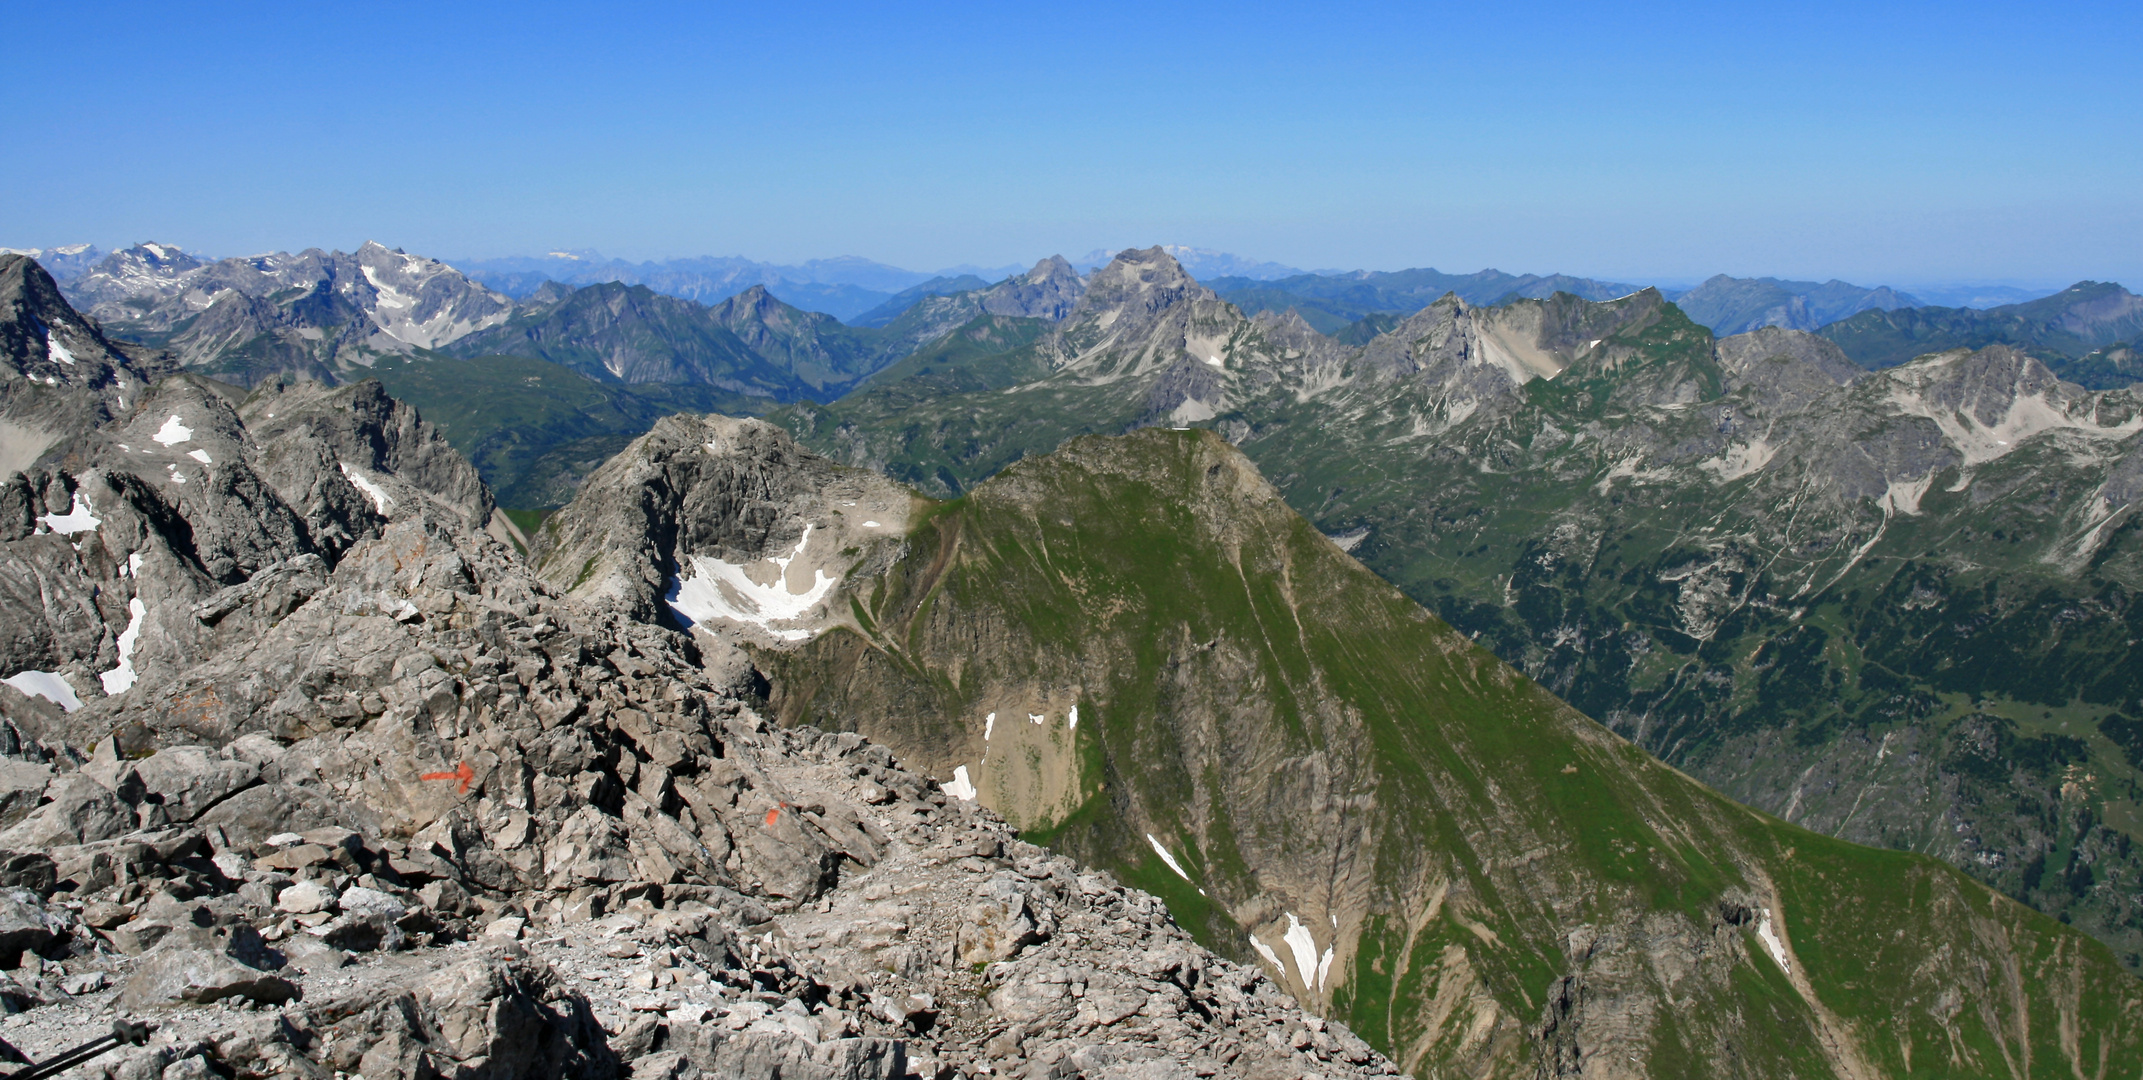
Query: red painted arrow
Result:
<box><xmin>421</xmin><ymin>761</ymin><xmax>475</xmax><ymax>794</ymax></box>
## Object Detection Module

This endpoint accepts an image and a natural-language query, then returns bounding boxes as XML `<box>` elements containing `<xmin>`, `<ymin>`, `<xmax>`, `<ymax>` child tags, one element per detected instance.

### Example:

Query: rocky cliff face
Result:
<box><xmin>549</xmin><ymin>414</ymin><xmax>2143</xmax><ymax>1079</ymax></box>
<box><xmin>0</xmin><ymin>255</ymin><xmax>172</xmax><ymax>476</ymax></box>
<box><xmin>0</xmin><ymin>267</ymin><xmax>1397</xmax><ymax>1079</ymax></box>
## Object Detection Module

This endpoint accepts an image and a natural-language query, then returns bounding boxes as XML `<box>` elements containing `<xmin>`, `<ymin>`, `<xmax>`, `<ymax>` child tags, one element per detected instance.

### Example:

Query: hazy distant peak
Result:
<box><xmin>1072</xmin><ymin>247</ymin><xmax>1218</xmax><ymax>321</ymax></box>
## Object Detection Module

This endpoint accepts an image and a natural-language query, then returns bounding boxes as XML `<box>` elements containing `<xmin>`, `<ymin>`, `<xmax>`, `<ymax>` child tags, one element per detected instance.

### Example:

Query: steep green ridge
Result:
<box><xmin>769</xmin><ymin>249</ymin><xmax>2143</xmax><ymax>971</ymax></box>
<box><xmin>758</xmin><ymin>427</ymin><xmax>2143</xmax><ymax>1079</ymax></box>
<box><xmin>366</xmin><ymin>353</ymin><xmax>767</xmax><ymax>508</ymax></box>
<box><xmin>1819</xmin><ymin>280</ymin><xmax>2143</xmax><ymax>368</ymax></box>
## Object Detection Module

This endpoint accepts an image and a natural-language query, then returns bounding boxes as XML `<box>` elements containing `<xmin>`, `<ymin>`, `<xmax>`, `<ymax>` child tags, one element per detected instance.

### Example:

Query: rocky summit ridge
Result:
<box><xmin>0</xmin><ymin>260</ymin><xmax>1400</xmax><ymax>1080</ymax></box>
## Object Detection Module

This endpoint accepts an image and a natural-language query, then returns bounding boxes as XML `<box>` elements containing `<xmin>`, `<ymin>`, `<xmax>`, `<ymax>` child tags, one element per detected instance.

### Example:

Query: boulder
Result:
<box><xmin>339</xmin><ymin>885</ymin><xmax>407</xmax><ymax>920</ymax></box>
<box><xmin>276</xmin><ymin>881</ymin><xmax>333</xmax><ymax>914</ymax></box>
<box><xmin>701</xmin><ymin>1033</ymin><xmax>906</xmax><ymax>1080</ymax></box>
<box><xmin>0</xmin><ymin>887</ymin><xmax>71</xmax><ymax>966</ymax></box>
<box><xmin>956</xmin><ymin>877</ymin><xmax>1038</xmax><ymax>964</ymax></box>
<box><xmin>412</xmin><ymin>949</ymin><xmax>619</xmax><ymax>1079</ymax></box>
<box><xmin>128</xmin><ymin>746</ymin><xmax>259</xmax><ymax>823</ymax></box>
<box><xmin>546</xmin><ymin>806</ymin><xmax>634</xmax><ymax>885</ymax></box>
<box><xmin>0</xmin><ymin>775</ymin><xmax>130</xmax><ymax>848</ymax></box>
<box><xmin>0</xmin><ymin>760</ymin><xmax>52</xmax><ymax>828</ymax></box>
<box><xmin>118</xmin><ymin>945</ymin><xmax>300</xmax><ymax>1009</ymax></box>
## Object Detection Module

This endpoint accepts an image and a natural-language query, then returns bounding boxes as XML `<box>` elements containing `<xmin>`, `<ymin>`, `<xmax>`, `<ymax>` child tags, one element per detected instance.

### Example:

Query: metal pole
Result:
<box><xmin>3</xmin><ymin>1020</ymin><xmax>155</xmax><ymax>1080</ymax></box>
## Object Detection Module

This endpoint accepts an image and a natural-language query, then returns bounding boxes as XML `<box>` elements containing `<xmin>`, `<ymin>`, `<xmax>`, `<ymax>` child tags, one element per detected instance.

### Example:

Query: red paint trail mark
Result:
<box><xmin>765</xmin><ymin>808</ymin><xmax>781</xmax><ymax>827</ymax></box>
<box><xmin>421</xmin><ymin>761</ymin><xmax>476</xmax><ymax>794</ymax></box>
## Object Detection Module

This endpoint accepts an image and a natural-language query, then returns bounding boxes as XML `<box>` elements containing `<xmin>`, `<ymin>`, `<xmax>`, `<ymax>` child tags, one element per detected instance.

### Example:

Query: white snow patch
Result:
<box><xmin>121</xmin><ymin>552</ymin><xmax>143</xmax><ymax>578</ymax></box>
<box><xmin>100</xmin><ymin>597</ymin><xmax>146</xmax><ymax>695</ymax></box>
<box><xmin>1146</xmin><ymin>834</ymin><xmax>1191</xmax><ymax>881</ymax></box>
<box><xmin>983</xmin><ymin>712</ymin><xmax>996</xmax><ymax>740</ymax></box>
<box><xmin>665</xmin><ymin>526</ymin><xmax>835</xmax><ymax>641</ymax></box>
<box><xmin>45</xmin><ymin>331</ymin><xmax>77</xmax><ymax>366</ymax></box>
<box><xmin>1755</xmin><ymin>909</ymin><xmax>1791</xmax><ymax>972</ymax></box>
<box><xmin>339</xmin><ymin>463</ymin><xmax>395</xmax><ymax>515</ymax></box>
<box><xmin>1169</xmin><ymin>398</ymin><xmax>1217</xmax><ymax>424</ymax></box>
<box><xmin>152</xmin><ymin>415</ymin><xmax>192</xmax><ymax>446</ymax></box>
<box><xmin>1249</xmin><ymin>935</ymin><xmax>1285</xmax><ymax>975</ymax></box>
<box><xmin>941</xmin><ymin>765</ymin><xmax>978</xmax><ymax>801</ymax></box>
<box><xmin>1282</xmin><ymin>913</ymin><xmax>1321</xmax><ymax>990</ymax></box>
<box><xmin>1028</xmin><ymin>712</ymin><xmax>1044</xmax><ymax>725</ymax></box>
<box><xmin>38</xmin><ymin>492</ymin><xmax>100</xmax><ymax>535</ymax></box>
<box><xmin>3</xmin><ymin>670</ymin><xmax>82</xmax><ymax>712</ymax></box>
<box><xmin>187</xmin><ymin>449</ymin><xmax>213</xmax><ymax>464</ymax></box>
<box><xmin>1315</xmin><ymin>945</ymin><xmax>1336</xmax><ymax>991</ymax></box>
<box><xmin>166</xmin><ymin>465</ymin><xmax>186</xmax><ymax>485</ymax></box>
<box><xmin>863</xmin><ymin>521</ymin><xmax>881</xmax><ymax>528</ymax></box>
<box><xmin>1203</xmin><ymin>355</ymin><xmax>1223</xmax><ymax>368</ymax></box>
<box><xmin>1700</xmin><ymin>439</ymin><xmax>1777</xmax><ymax>482</ymax></box>
<box><xmin>1067</xmin><ymin>705</ymin><xmax>1078</xmax><ymax>730</ymax></box>
<box><xmin>1327</xmin><ymin>528</ymin><xmax>1368</xmax><ymax>553</ymax></box>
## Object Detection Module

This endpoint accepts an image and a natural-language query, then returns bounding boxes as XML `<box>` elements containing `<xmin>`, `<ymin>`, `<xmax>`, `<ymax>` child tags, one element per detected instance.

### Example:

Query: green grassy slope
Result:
<box><xmin>761</xmin><ymin>428</ymin><xmax>2143</xmax><ymax>1079</ymax></box>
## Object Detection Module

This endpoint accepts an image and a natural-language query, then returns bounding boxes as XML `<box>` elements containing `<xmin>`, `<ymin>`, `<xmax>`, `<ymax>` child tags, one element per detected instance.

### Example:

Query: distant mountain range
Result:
<box><xmin>0</xmin><ymin>243</ymin><xmax>105</xmax><ymax>281</ymax></box>
<box><xmin>445</xmin><ymin>251</ymin><xmax>1030</xmax><ymax>322</ymax></box>
<box><xmin>1818</xmin><ymin>280</ymin><xmax>2143</xmax><ymax>371</ymax></box>
<box><xmin>1667</xmin><ymin>275</ymin><xmax>1922</xmax><ymax>334</ymax></box>
<box><xmin>22</xmin><ymin>237</ymin><xmax>2136</xmax><ymax>523</ymax></box>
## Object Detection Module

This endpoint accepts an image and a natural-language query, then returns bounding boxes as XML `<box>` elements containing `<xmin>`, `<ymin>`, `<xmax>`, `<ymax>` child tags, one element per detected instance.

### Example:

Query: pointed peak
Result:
<box><xmin>714</xmin><ymin>283</ymin><xmax>797</xmax><ymax>322</ymax></box>
<box><xmin>732</xmin><ymin>283</ymin><xmax>784</xmax><ymax>311</ymax></box>
<box><xmin>1249</xmin><ymin>307</ymin><xmax>1331</xmax><ymax>349</ymax></box>
<box><xmin>1081</xmin><ymin>246</ymin><xmax>1209</xmax><ymax>298</ymax></box>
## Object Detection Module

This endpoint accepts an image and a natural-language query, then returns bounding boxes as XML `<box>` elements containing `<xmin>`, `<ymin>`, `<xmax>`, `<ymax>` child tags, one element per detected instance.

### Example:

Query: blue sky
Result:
<box><xmin>9</xmin><ymin>1</ymin><xmax>2140</xmax><ymax>287</ymax></box>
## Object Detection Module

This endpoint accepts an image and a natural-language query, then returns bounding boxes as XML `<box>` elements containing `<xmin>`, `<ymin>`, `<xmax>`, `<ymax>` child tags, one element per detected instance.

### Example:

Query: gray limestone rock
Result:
<box><xmin>118</xmin><ymin>945</ymin><xmax>300</xmax><ymax>1009</ymax></box>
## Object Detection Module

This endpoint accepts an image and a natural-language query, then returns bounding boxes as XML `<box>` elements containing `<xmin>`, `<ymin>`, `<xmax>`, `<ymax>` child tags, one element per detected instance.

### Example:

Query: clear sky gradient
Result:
<box><xmin>10</xmin><ymin>1</ymin><xmax>2139</xmax><ymax>288</ymax></box>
